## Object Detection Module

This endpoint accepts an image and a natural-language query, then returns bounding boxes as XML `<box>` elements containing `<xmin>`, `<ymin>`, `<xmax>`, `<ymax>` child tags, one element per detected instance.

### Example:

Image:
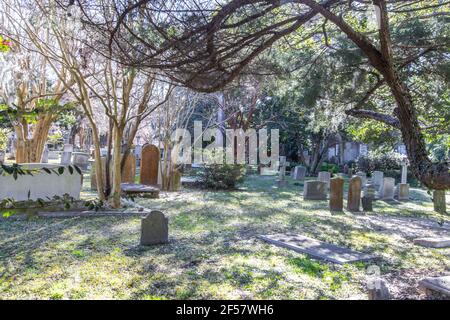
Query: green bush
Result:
<box><xmin>356</xmin><ymin>151</ymin><xmax>404</xmax><ymax>173</ymax></box>
<box><xmin>319</xmin><ymin>162</ymin><xmax>338</xmax><ymax>174</ymax></box>
<box><xmin>197</xmin><ymin>164</ymin><xmax>245</xmax><ymax>190</ymax></box>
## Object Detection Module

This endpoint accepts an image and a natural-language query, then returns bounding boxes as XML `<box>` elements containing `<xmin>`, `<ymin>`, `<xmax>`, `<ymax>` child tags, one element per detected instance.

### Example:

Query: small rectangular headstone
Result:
<box><xmin>318</xmin><ymin>171</ymin><xmax>331</xmax><ymax>189</ymax></box>
<box><xmin>380</xmin><ymin>177</ymin><xmax>395</xmax><ymax>200</ymax></box>
<box><xmin>303</xmin><ymin>180</ymin><xmax>327</xmax><ymax>200</ymax></box>
<box><xmin>258</xmin><ymin>233</ymin><xmax>375</xmax><ymax>264</ymax></box>
<box><xmin>293</xmin><ymin>166</ymin><xmax>306</xmax><ymax>180</ymax></box>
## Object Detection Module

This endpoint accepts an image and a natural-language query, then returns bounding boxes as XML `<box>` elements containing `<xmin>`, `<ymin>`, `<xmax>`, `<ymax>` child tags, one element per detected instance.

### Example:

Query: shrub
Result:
<box><xmin>0</xmin><ymin>129</ymin><xmax>8</xmax><ymax>150</ymax></box>
<box><xmin>197</xmin><ymin>164</ymin><xmax>245</xmax><ymax>190</ymax></box>
<box><xmin>319</xmin><ymin>162</ymin><xmax>338</xmax><ymax>174</ymax></box>
<box><xmin>356</xmin><ymin>151</ymin><xmax>404</xmax><ymax>173</ymax></box>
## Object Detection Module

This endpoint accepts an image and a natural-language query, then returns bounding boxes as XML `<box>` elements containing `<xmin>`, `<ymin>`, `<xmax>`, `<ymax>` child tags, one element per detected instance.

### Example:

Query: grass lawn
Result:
<box><xmin>0</xmin><ymin>174</ymin><xmax>449</xmax><ymax>300</ymax></box>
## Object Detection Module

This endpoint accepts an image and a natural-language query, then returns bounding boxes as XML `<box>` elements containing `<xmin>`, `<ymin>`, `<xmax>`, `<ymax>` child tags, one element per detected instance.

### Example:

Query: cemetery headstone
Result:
<box><xmin>329</xmin><ymin>177</ymin><xmax>344</xmax><ymax>212</ymax></box>
<box><xmin>356</xmin><ymin>171</ymin><xmax>367</xmax><ymax>186</ymax></box>
<box><xmin>140</xmin><ymin>210</ymin><xmax>169</xmax><ymax>246</ymax></box>
<box><xmin>347</xmin><ymin>176</ymin><xmax>362</xmax><ymax>212</ymax></box>
<box><xmin>362</xmin><ymin>184</ymin><xmax>376</xmax><ymax>211</ymax></box>
<box><xmin>419</xmin><ymin>276</ymin><xmax>450</xmax><ymax>298</ymax></box>
<box><xmin>276</xmin><ymin>156</ymin><xmax>289</xmax><ymax>187</ymax></box>
<box><xmin>303</xmin><ymin>181</ymin><xmax>327</xmax><ymax>200</ymax></box>
<box><xmin>433</xmin><ymin>190</ymin><xmax>447</xmax><ymax>214</ymax></box>
<box><xmin>140</xmin><ymin>144</ymin><xmax>160</xmax><ymax>186</ymax></box>
<box><xmin>380</xmin><ymin>177</ymin><xmax>395</xmax><ymax>200</ymax></box>
<box><xmin>372</xmin><ymin>171</ymin><xmax>384</xmax><ymax>188</ymax></box>
<box><xmin>318</xmin><ymin>171</ymin><xmax>331</xmax><ymax>189</ymax></box>
<box><xmin>368</xmin><ymin>279</ymin><xmax>391</xmax><ymax>300</ymax></box>
<box><xmin>122</xmin><ymin>154</ymin><xmax>136</xmax><ymax>183</ymax></box>
<box><xmin>396</xmin><ymin>183</ymin><xmax>409</xmax><ymax>201</ymax></box>
<box><xmin>60</xmin><ymin>151</ymin><xmax>72</xmax><ymax>165</ymax></box>
<box><xmin>72</xmin><ymin>152</ymin><xmax>90</xmax><ymax>170</ymax></box>
<box><xmin>293</xmin><ymin>166</ymin><xmax>306</xmax><ymax>181</ymax></box>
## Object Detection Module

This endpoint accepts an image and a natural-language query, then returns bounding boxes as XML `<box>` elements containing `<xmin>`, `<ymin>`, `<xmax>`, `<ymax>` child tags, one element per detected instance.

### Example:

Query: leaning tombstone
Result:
<box><xmin>140</xmin><ymin>210</ymin><xmax>169</xmax><ymax>246</ymax></box>
<box><xmin>303</xmin><ymin>181</ymin><xmax>327</xmax><ymax>200</ymax></box>
<box><xmin>329</xmin><ymin>177</ymin><xmax>344</xmax><ymax>212</ymax></box>
<box><xmin>347</xmin><ymin>176</ymin><xmax>362</xmax><ymax>212</ymax></box>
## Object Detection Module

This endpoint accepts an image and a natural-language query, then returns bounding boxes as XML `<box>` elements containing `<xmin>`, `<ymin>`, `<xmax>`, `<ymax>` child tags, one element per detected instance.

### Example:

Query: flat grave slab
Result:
<box><xmin>38</xmin><ymin>211</ymin><xmax>146</xmax><ymax>218</ymax></box>
<box><xmin>258</xmin><ymin>233</ymin><xmax>375</xmax><ymax>264</ymax></box>
<box><xmin>121</xmin><ymin>183</ymin><xmax>160</xmax><ymax>198</ymax></box>
<box><xmin>419</xmin><ymin>276</ymin><xmax>450</xmax><ymax>297</ymax></box>
<box><xmin>413</xmin><ymin>237</ymin><xmax>450</xmax><ymax>248</ymax></box>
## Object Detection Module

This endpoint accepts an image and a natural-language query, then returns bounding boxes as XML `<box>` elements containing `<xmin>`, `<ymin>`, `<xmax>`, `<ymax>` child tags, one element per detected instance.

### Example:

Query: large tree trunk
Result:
<box><xmin>14</xmin><ymin>114</ymin><xmax>53</xmax><ymax>163</ymax></box>
<box><xmin>111</xmin><ymin>125</ymin><xmax>123</xmax><ymax>208</ymax></box>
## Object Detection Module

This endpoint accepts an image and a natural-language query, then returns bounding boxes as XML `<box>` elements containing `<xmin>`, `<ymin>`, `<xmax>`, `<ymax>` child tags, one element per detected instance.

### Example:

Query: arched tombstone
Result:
<box><xmin>122</xmin><ymin>154</ymin><xmax>136</xmax><ymax>183</ymax></box>
<box><xmin>140</xmin><ymin>210</ymin><xmax>169</xmax><ymax>246</ymax></box>
<box><xmin>140</xmin><ymin>144</ymin><xmax>160</xmax><ymax>186</ymax></box>
<box><xmin>347</xmin><ymin>176</ymin><xmax>362</xmax><ymax>212</ymax></box>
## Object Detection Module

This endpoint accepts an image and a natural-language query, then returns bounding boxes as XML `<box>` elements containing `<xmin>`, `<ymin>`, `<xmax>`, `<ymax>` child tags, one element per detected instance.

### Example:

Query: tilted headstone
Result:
<box><xmin>303</xmin><ymin>181</ymin><xmax>327</xmax><ymax>200</ymax></box>
<box><xmin>293</xmin><ymin>166</ymin><xmax>306</xmax><ymax>181</ymax></box>
<box><xmin>318</xmin><ymin>171</ymin><xmax>331</xmax><ymax>189</ymax></box>
<box><xmin>372</xmin><ymin>171</ymin><xmax>384</xmax><ymax>188</ymax></box>
<box><xmin>140</xmin><ymin>210</ymin><xmax>169</xmax><ymax>246</ymax></box>
<box><xmin>329</xmin><ymin>177</ymin><xmax>344</xmax><ymax>212</ymax></box>
<box><xmin>347</xmin><ymin>176</ymin><xmax>362</xmax><ymax>212</ymax></box>
<box><xmin>122</xmin><ymin>153</ymin><xmax>136</xmax><ymax>183</ymax></box>
<box><xmin>140</xmin><ymin>144</ymin><xmax>160</xmax><ymax>186</ymax></box>
<box><xmin>380</xmin><ymin>177</ymin><xmax>395</xmax><ymax>200</ymax></box>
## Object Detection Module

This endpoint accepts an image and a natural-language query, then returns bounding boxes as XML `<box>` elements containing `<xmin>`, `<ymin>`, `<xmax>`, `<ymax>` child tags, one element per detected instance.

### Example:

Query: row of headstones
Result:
<box><xmin>304</xmin><ymin>173</ymin><xmax>410</xmax><ymax>212</ymax></box>
<box><xmin>91</xmin><ymin>144</ymin><xmax>161</xmax><ymax>190</ymax></box>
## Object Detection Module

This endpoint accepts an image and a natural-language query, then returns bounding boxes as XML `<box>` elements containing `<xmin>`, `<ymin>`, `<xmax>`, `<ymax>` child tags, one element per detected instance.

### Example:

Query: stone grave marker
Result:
<box><xmin>347</xmin><ymin>176</ymin><xmax>362</xmax><ymax>212</ymax></box>
<box><xmin>329</xmin><ymin>177</ymin><xmax>344</xmax><ymax>212</ymax></box>
<box><xmin>303</xmin><ymin>181</ymin><xmax>327</xmax><ymax>200</ymax></box>
<box><xmin>318</xmin><ymin>171</ymin><xmax>331</xmax><ymax>189</ymax></box>
<box><xmin>372</xmin><ymin>171</ymin><xmax>384</xmax><ymax>188</ymax></box>
<box><xmin>60</xmin><ymin>151</ymin><xmax>72</xmax><ymax>165</ymax></box>
<box><xmin>293</xmin><ymin>166</ymin><xmax>306</xmax><ymax>181</ymax></box>
<box><xmin>258</xmin><ymin>233</ymin><xmax>375</xmax><ymax>265</ymax></box>
<box><xmin>73</xmin><ymin>152</ymin><xmax>90</xmax><ymax>170</ymax></box>
<box><xmin>362</xmin><ymin>184</ymin><xmax>376</xmax><ymax>211</ymax></box>
<box><xmin>413</xmin><ymin>237</ymin><xmax>450</xmax><ymax>248</ymax></box>
<box><xmin>276</xmin><ymin>156</ymin><xmax>289</xmax><ymax>187</ymax></box>
<box><xmin>122</xmin><ymin>154</ymin><xmax>136</xmax><ymax>183</ymax></box>
<box><xmin>140</xmin><ymin>144</ymin><xmax>160</xmax><ymax>186</ymax></box>
<box><xmin>396</xmin><ymin>183</ymin><xmax>409</xmax><ymax>201</ymax></box>
<box><xmin>356</xmin><ymin>171</ymin><xmax>367</xmax><ymax>186</ymax></box>
<box><xmin>140</xmin><ymin>210</ymin><xmax>169</xmax><ymax>245</ymax></box>
<box><xmin>419</xmin><ymin>276</ymin><xmax>450</xmax><ymax>297</ymax></box>
<box><xmin>380</xmin><ymin>177</ymin><xmax>395</xmax><ymax>200</ymax></box>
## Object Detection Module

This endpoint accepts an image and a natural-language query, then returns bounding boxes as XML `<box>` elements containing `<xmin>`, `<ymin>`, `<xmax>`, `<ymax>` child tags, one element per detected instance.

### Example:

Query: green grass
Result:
<box><xmin>0</xmin><ymin>174</ymin><xmax>448</xmax><ymax>300</ymax></box>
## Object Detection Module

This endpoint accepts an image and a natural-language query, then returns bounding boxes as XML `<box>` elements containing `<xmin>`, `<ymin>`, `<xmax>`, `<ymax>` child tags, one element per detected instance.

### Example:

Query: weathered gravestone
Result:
<box><xmin>396</xmin><ymin>183</ymin><xmax>409</xmax><ymax>201</ymax></box>
<box><xmin>419</xmin><ymin>276</ymin><xmax>450</xmax><ymax>298</ymax></box>
<box><xmin>121</xmin><ymin>154</ymin><xmax>136</xmax><ymax>183</ymax></box>
<box><xmin>368</xmin><ymin>279</ymin><xmax>391</xmax><ymax>300</ymax></box>
<box><xmin>347</xmin><ymin>176</ymin><xmax>362</xmax><ymax>212</ymax></box>
<box><xmin>293</xmin><ymin>166</ymin><xmax>306</xmax><ymax>181</ymax></box>
<box><xmin>303</xmin><ymin>181</ymin><xmax>327</xmax><ymax>200</ymax></box>
<box><xmin>413</xmin><ymin>237</ymin><xmax>450</xmax><ymax>248</ymax></box>
<box><xmin>356</xmin><ymin>171</ymin><xmax>367</xmax><ymax>187</ymax></box>
<box><xmin>258</xmin><ymin>233</ymin><xmax>375</xmax><ymax>264</ymax></box>
<box><xmin>140</xmin><ymin>144</ymin><xmax>160</xmax><ymax>186</ymax></box>
<box><xmin>60</xmin><ymin>151</ymin><xmax>72</xmax><ymax>165</ymax></box>
<box><xmin>380</xmin><ymin>177</ymin><xmax>395</xmax><ymax>200</ymax></box>
<box><xmin>329</xmin><ymin>177</ymin><xmax>344</xmax><ymax>212</ymax></box>
<box><xmin>72</xmin><ymin>152</ymin><xmax>90</xmax><ymax>170</ymax></box>
<box><xmin>362</xmin><ymin>184</ymin><xmax>376</xmax><ymax>211</ymax></box>
<box><xmin>140</xmin><ymin>210</ymin><xmax>169</xmax><ymax>246</ymax></box>
<box><xmin>372</xmin><ymin>171</ymin><xmax>384</xmax><ymax>188</ymax></box>
<box><xmin>276</xmin><ymin>157</ymin><xmax>289</xmax><ymax>187</ymax></box>
<box><xmin>318</xmin><ymin>171</ymin><xmax>331</xmax><ymax>189</ymax></box>
<box><xmin>433</xmin><ymin>190</ymin><xmax>447</xmax><ymax>214</ymax></box>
